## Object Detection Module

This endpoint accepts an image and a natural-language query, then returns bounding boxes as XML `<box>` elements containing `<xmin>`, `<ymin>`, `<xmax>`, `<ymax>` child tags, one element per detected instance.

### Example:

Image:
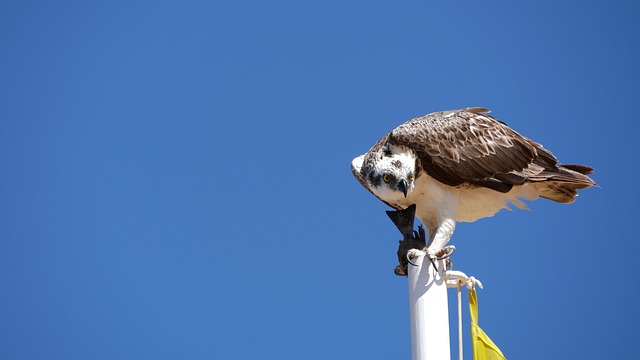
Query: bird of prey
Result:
<box><xmin>351</xmin><ymin>107</ymin><xmax>595</xmax><ymax>260</ymax></box>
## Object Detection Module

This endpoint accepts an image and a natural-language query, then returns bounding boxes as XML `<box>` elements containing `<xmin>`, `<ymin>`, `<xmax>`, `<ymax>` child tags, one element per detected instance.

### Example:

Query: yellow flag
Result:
<box><xmin>469</xmin><ymin>287</ymin><xmax>507</xmax><ymax>360</ymax></box>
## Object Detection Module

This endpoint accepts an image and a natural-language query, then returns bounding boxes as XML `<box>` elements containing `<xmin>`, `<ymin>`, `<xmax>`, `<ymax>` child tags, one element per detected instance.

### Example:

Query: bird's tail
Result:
<box><xmin>532</xmin><ymin>164</ymin><xmax>596</xmax><ymax>203</ymax></box>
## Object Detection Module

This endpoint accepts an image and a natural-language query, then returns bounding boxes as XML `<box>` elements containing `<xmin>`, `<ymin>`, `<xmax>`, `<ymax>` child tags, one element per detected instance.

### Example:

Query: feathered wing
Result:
<box><xmin>389</xmin><ymin>107</ymin><xmax>595</xmax><ymax>202</ymax></box>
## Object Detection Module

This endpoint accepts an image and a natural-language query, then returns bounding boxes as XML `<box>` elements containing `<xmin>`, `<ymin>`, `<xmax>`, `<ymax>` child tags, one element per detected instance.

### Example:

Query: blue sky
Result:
<box><xmin>1</xmin><ymin>1</ymin><xmax>639</xmax><ymax>359</ymax></box>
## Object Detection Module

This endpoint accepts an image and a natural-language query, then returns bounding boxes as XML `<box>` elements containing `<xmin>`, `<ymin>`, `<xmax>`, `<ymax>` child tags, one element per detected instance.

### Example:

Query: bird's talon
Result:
<box><xmin>435</xmin><ymin>245</ymin><xmax>456</xmax><ymax>260</ymax></box>
<box><xmin>428</xmin><ymin>256</ymin><xmax>438</xmax><ymax>270</ymax></box>
<box><xmin>406</xmin><ymin>249</ymin><xmax>425</xmax><ymax>267</ymax></box>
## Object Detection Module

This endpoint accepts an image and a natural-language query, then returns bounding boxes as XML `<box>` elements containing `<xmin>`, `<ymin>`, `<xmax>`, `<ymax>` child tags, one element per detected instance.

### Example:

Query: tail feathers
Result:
<box><xmin>561</xmin><ymin>163</ymin><xmax>594</xmax><ymax>175</ymax></box>
<box><xmin>532</xmin><ymin>164</ymin><xmax>596</xmax><ymax>203</ymax></box>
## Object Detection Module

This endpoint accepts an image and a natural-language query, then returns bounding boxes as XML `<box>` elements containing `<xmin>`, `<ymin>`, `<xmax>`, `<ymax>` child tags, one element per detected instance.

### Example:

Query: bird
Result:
<box><xmin>351</xmin><ymin>107</ymin><xmax>596</xmax><ymax>260</ymax></box>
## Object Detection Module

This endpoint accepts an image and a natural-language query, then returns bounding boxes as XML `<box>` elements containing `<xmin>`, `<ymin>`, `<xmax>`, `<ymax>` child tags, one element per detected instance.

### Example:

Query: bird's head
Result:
<box><xmin>365</xmin><ymin>145</ymin><xmax>417</xmax><ymax>201</ymax></box>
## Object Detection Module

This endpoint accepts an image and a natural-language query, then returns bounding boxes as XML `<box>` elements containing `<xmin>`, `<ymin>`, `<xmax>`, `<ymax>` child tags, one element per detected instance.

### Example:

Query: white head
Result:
<box><xmin>364</xmin><ymin>145</ymin><xmax>417</xmax><ymax>203</ymax></box>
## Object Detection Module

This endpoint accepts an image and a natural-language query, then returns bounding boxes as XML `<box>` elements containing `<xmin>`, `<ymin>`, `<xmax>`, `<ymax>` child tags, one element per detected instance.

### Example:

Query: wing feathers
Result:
<box><xmin>388</xmin><ymin>108</ymin><xmax>595</xmax><ymax>201</ymax></box>
<box><xmin>390</xmin><ymin>108</ymin><xmax>537</xmax><ymax>187</ymax></box>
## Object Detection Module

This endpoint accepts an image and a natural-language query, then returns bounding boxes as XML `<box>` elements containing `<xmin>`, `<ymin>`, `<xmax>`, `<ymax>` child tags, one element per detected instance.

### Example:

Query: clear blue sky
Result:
<box><xmin>1</xmin><ymin>1</ymin><xmax>638</xmax><ymax>359</ymax></box>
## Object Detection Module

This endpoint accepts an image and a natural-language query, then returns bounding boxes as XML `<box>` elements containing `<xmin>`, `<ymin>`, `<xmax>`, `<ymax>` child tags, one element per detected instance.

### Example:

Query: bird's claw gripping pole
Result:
<box><xmin>387</xmin><ymin>205</ymin><xmax>456</xmax><ymax>276</ymax></box>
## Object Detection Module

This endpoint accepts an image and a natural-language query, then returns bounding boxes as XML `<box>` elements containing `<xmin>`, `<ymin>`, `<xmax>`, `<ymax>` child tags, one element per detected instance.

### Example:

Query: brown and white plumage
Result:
<box><xmin>351</xmin><ymin>107</ymin><xmax>595</xmax><ymax>256</ymax></box>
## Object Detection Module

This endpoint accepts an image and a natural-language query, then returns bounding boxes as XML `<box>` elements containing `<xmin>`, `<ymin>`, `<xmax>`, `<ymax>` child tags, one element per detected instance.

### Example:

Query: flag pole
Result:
<box><xmin>407</xmin><ymin>254</ymin><xmax>450</xmax><ymax>360</ymax></box>
<box><xmin>386</xmin><ymin>205</ymin><xmax>452</xmax><ymax>360</ymax></box>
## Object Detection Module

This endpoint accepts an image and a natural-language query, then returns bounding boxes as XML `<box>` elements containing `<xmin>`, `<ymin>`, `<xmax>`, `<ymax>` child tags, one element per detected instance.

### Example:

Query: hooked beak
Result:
<box><xmin>397</xmin><ymin>179</ymin><xmax>408</xmax><ymax>198</ymax></box>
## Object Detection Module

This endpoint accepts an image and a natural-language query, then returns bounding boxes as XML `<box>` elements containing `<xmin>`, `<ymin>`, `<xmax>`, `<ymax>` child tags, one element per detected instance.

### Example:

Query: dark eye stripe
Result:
<box><xmin>368</xmin><ymin>172</ymin><xmax>382</xmax><ymax>187</ymax></box>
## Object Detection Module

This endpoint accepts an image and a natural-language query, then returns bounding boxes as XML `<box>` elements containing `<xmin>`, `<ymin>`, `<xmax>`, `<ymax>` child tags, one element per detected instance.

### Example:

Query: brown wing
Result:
<box><xmin>389</xmin><ymin>107</ymin><xmax>559</xmax><ymax>193</ymax></box>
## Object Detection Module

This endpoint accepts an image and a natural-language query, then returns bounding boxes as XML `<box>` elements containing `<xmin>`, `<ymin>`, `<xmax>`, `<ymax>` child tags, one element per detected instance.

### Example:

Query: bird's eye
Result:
<box><xmin>383</xmin><ymin>174</ymin><xmax>392</xmax><ymax>183</ymax></box>
<box><xmin>409</xmin><ymin>174</ymin><xmax>415</xmax><ymax>182</ymax></box>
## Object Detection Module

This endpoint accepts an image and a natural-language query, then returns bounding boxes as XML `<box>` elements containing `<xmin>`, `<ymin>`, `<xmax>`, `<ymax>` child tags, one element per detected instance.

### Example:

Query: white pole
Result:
<box><xmin>407</xmin><ymin>255</ymin><xmax>450</xmax><ymax>360</ymax></box>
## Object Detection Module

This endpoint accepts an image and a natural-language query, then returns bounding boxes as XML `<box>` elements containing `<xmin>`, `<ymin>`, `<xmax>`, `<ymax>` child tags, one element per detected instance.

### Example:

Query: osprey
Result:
<box><xmin>351</xmin><ymin>107</ymin><xmax>595</xmax><ymax>259</ymax></box>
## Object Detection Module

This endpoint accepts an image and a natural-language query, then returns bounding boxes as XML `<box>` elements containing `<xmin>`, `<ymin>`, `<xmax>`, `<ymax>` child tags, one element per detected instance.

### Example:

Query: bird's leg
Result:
<box><xmin>421</xmin><ymin>225</ymin><xmax>439</xmax><ymax>269</ymax></box>
<box><xmin>426</xmin><ymin>218</ymin><xmax>455</xmax><ymax>253</ymax></box>
<box><xmin>401</xmin><ymin>222</ymin><xmax>455</xmax><ymax>273</ymax></box>
<box><xmin>423</xmin><ymin>195</ymin><xmax>458</xmax><ymax>269</ymax></box>
<box><xmin>425</xmin><ymin>217</ymin><xmax>457</xmax><ymax>259</ymax></box>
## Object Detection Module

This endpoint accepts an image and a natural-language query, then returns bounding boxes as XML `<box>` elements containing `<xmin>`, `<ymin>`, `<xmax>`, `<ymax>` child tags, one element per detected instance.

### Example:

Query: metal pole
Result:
<box><xmin>407</xmin><ymin>255</ymin><xmax>450</xmax><ymax>360</ymax></box>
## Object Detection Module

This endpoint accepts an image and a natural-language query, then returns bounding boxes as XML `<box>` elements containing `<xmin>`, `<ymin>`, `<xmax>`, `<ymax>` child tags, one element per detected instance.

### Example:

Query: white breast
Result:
<box><xmin>402</xmin><ymin>174</ymin><xmax>541</xmax><ymax>225</ymax></box>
